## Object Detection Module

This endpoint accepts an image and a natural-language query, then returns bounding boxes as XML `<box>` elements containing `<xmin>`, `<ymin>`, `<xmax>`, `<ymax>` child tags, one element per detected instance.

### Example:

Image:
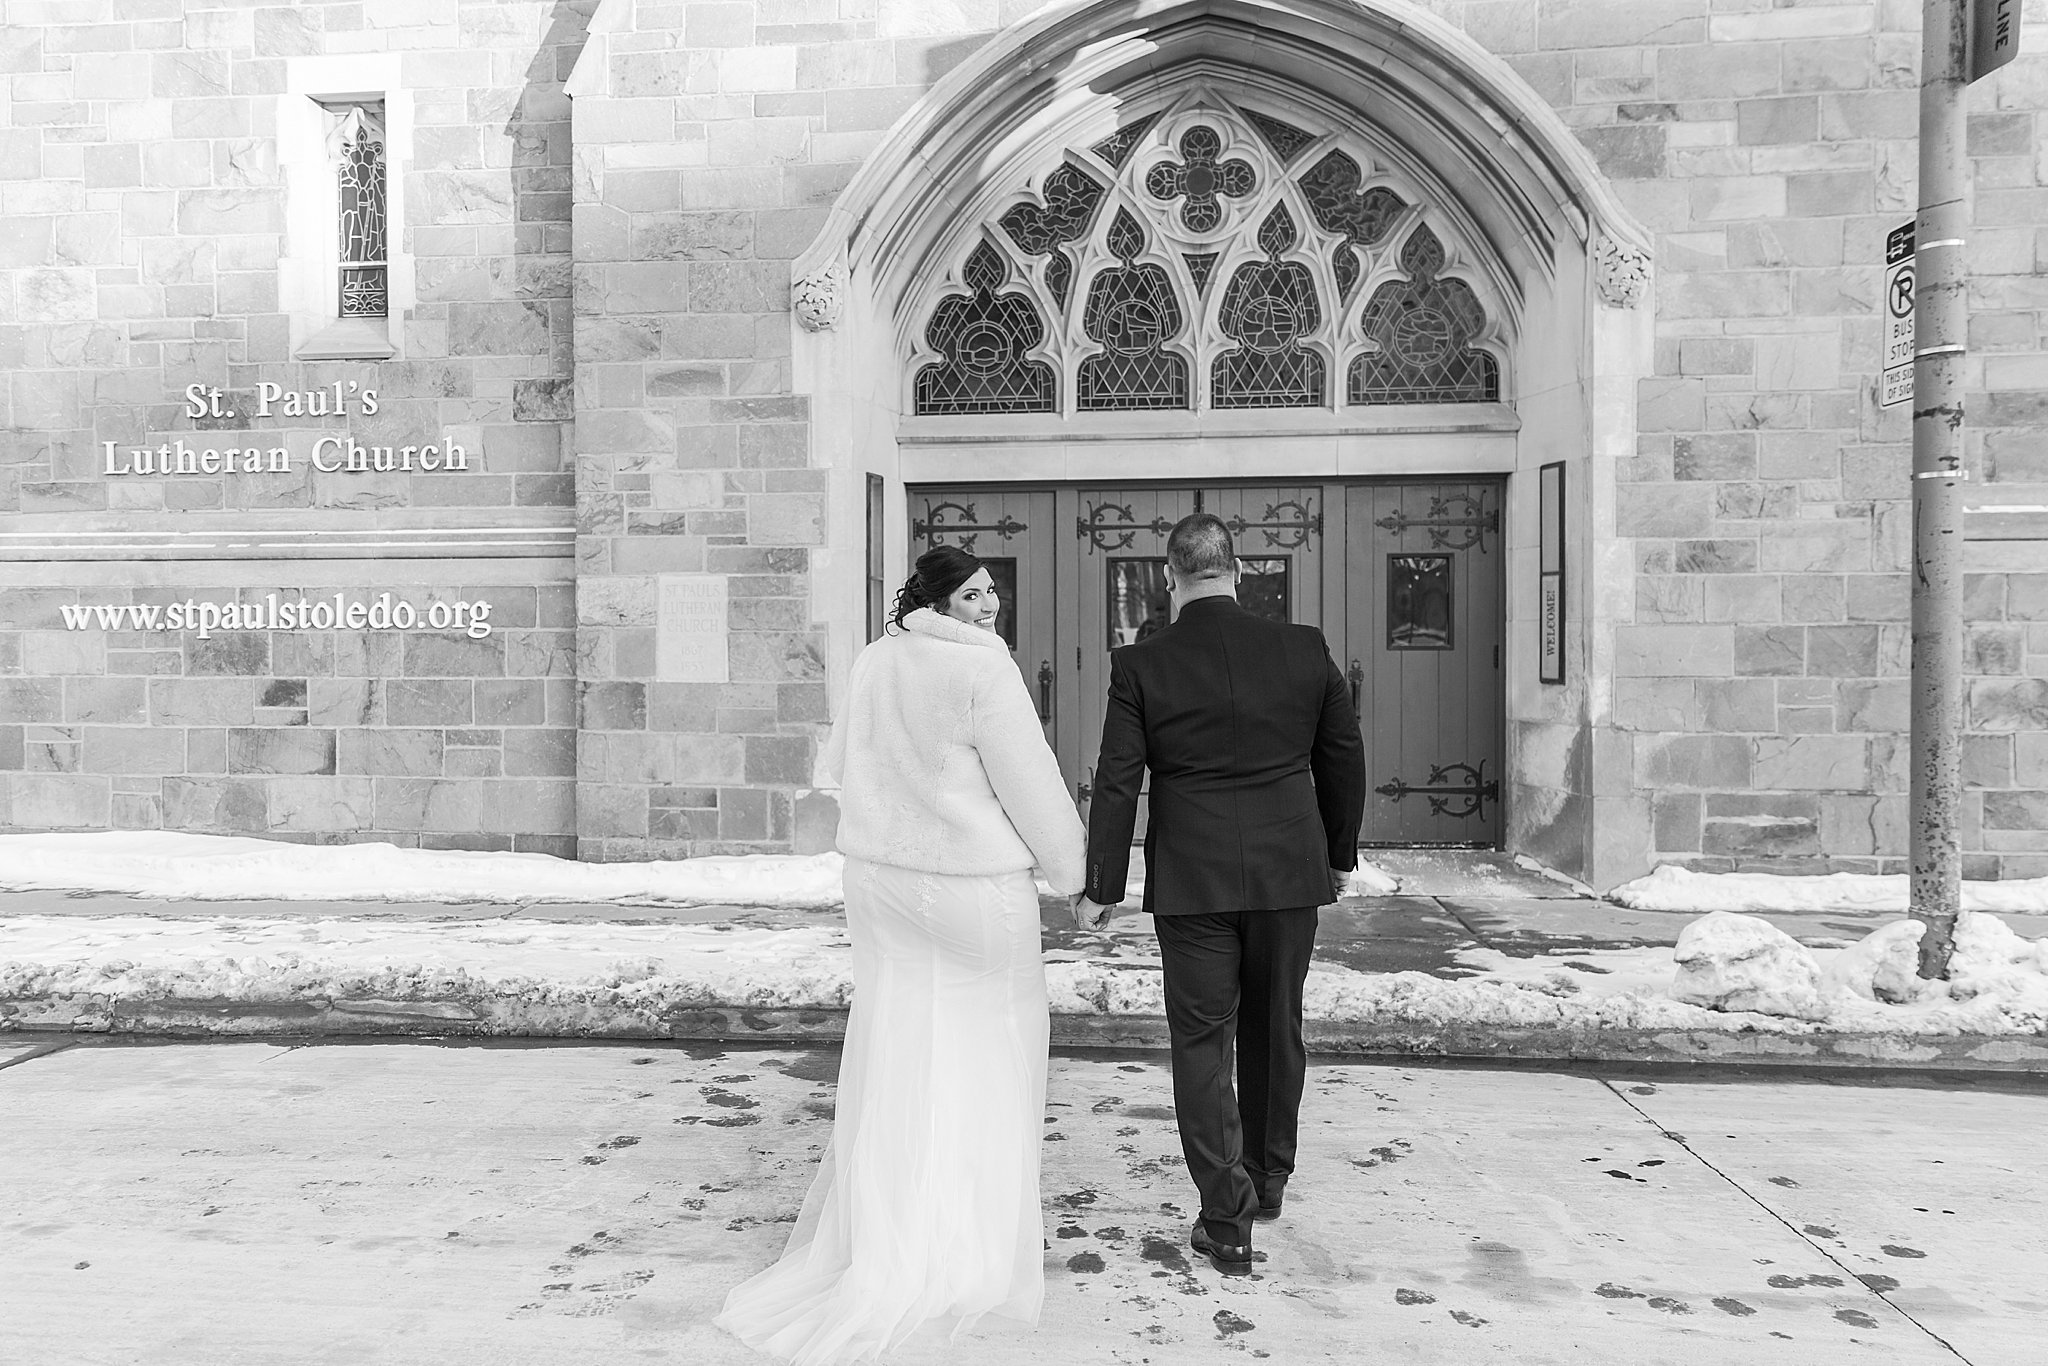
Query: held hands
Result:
<box><xmin>1070</xmin><ymin>895</ymin><xmax>1116</xmax><ymax>931</ymax></box>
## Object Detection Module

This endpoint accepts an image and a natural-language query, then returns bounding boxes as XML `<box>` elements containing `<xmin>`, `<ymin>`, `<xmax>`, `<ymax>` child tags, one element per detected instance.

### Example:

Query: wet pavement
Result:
<box><xmin>3</xmin><ymin>1037</ymin><xmax>2041</xmax><ymax>1364</ymax></box>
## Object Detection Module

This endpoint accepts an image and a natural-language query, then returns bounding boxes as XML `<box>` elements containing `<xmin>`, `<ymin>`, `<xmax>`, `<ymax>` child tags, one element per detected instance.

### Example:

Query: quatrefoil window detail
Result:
<box><xmin>1144</xmin><ymin>126</ymin><xmax>1255</xmax><ymax>233</ymax></box>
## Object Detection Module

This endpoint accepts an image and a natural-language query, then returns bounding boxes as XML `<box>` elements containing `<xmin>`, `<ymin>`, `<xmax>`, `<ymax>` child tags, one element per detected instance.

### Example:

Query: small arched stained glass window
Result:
<box><xmin>324</xmin><ymin>103</ymin><xmax>387</xmax><ymax>319</ymax></box>
<box><xmin>1077</xmin><ymin>209</ymin><xmax>1189</xmax><ymax>410</ymax></box>
<box><xmin>1211</xmin><ymin>204</ymin><xmax>1324</xmax><ymax>409</ymax></box>
<box><xmin>914</xmin><ymin>242</ymin><xmax>1058</xmax><ymax>415</ymax></box>
<box><xmin>1349</xmin><ymin>226</ymin><xmax>1499</xmax><ymax>405</ymax></box>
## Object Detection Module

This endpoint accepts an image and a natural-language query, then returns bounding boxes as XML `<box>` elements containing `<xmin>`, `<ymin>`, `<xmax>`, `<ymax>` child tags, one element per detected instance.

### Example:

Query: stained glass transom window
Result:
<box><xmin>1079</xmin><ymin>209</ymin><xmax>1188</xmax><ymax>410</ymax></box>
<box><xmin>1349</xmin><ymin>226</ymin><xmax>1499</xmax><ymax>405</ymax></box>
<box><xmin>914</xmin><ymin>242</ymin><xmax>1057</xmax><ymax>414</ymax></box>
<box><xmin>908</xmin><ymin>101</ymin><xmax>1508</xmax><ymax>419</ymax></box>
<box><xmin>330</xmin><ymin>104</ymin><xmax>387</xmax><ymax>319</ymax></box>
<box><xmin>1211</xmin><ymin>204</ymin><xmax>1323</xmax><ymax>408</ymax></box>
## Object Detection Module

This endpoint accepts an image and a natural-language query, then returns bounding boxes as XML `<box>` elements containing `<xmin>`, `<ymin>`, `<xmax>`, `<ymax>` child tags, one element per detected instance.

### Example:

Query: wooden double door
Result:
<box><xmin>909</xmin><ymin>479</ymin><xmax>1504</xmax><ymax>847</ymax></box>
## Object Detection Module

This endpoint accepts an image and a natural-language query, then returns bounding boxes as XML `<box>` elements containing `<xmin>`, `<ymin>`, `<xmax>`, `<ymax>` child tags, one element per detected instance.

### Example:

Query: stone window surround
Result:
<box><xmin>280</xmin><ymin>54</ymin><xmax>415</xmax><ymax>362</ymax></box>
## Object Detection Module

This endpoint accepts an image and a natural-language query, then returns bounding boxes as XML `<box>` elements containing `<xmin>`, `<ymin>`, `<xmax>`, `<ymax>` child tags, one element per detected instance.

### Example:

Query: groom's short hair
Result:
<box><xmin>1167</xmin><ymin>514</ymin><xmax>1235</xmax><ymax>581</ymax></box>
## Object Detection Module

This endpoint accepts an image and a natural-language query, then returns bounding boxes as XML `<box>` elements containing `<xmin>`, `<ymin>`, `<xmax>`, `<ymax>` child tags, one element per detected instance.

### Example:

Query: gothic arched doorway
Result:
<box><xmin>792</xmin><ymin>0</ymin><xmax>1653</xmax><ymax>870</ymax></box>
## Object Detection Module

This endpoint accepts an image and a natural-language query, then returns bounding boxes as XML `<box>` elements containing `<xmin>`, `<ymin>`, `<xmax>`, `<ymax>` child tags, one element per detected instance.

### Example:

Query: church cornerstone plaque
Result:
<box><xmin>659</xmin><ymin>575</ymin><xmax>730</xmax><ymax>683</ymax></box>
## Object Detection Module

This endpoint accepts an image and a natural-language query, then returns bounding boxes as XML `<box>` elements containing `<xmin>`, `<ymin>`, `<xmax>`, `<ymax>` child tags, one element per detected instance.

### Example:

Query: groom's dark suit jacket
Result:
<box><xmin>1084</xmin><ymin>595</ymin><xmax>1368</xmax><ymax>915</ymax></box>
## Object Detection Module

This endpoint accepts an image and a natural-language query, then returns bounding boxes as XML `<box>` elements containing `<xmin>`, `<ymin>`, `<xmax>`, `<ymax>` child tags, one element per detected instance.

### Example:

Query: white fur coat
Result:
<box><xmin>822</xmin><ymin>607</ymin><xmax>1086</xmax><ymax>894</ymax></box>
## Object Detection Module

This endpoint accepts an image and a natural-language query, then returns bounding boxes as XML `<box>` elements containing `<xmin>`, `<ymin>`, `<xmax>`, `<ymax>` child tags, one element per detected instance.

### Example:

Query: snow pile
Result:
<box><xmin>1613</xmin><ymin>864</ymin><xmax>2048</xmax><ymax>914</ymax></box>
<box><xmin>1645</xmin><ymin>910</ymin><xmax>2048</xmax><ymax>1034</ymax></box>
<box><xmin>1346</xmin><ymin>861</ymin><xmax>1400</xmax><ymax>897</ymax></box>
<box><xmin>6</xmin><ymin>908</ymin><xmax>2047</xmax><ymax>1038</ymax></box>
<box><xmin>1820</xmin><ymin>919</ymin><xmax>1926</xmax><ymax>1005</ymax></box>
<box><xmin>1670</xmin><ymin>912</ymin><xmax>1829</xmax><ymax>1021</ymax></box>
<box><xmin>1946</xmin><ymin>913</ymin><xmax>2048</xmax><ymax>1020</ymax></box>
<box><xmin>0</xmin><ymin>916</ymin><xmax>856</xmax><ymax>1028</ymax></box>
<box><xmin>0</xmin><ymin>832</ymin><xmax>847</xmax><ymax>909</ymax></box>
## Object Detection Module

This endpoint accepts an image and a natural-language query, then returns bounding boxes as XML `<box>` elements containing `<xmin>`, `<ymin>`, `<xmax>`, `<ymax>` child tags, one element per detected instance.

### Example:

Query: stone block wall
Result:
<box><xmin>566</xmin><ymin>0</ymin><xmax>972</xmax><ymax>859</ymax></box>
<box><xmin>0</xmin><ymin>0</ymin><xmax>588</xmax><ymax>848</ymax></box>
<box><xmin>1456</xmin><ymin>0</ymin><xmax>2048</xmax><ymax>875</ymax></box>
<box><xmin>565</xmin><ymin>0</ymin><xmax>2048</xmax><ymax>873</ymax></box>
<box><xmin>0</xmin><ymin>574</ymin><xmax>577</xmax><ymax>851</ymax></box>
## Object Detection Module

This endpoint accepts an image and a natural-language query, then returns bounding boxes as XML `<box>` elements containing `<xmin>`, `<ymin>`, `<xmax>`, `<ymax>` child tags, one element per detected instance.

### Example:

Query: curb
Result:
<box><xmin>9</xmin><ymin>996</ymin><xmax>2048</xmax><ymax>1075</ymax></box>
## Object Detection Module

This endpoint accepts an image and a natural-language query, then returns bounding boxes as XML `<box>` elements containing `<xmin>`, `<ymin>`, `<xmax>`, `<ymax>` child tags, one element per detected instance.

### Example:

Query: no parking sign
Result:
<box><xmin>1881</xmin><ymin>220</ymin><xmax>1915</xmax><ymax>409</ymax></box>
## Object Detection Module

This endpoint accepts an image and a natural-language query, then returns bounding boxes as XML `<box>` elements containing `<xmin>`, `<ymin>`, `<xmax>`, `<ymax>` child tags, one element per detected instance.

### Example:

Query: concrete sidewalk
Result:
<box><xmin>6</xmin><ymin>850</ymin><xmax>2047</xmax><ymax>1074</ymax></box>
<box><xmin>2</xmin><ymin>1037</ymin><xmax>2041</xmax><ymax>1365</ymax></box>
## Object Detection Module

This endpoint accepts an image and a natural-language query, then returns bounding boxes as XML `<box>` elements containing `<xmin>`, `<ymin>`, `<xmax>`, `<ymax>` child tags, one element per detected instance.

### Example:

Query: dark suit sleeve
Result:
<box><xmin>1309</xmin><ymin>634</ymin><xmax>1368</xmax><ymax>871</ymax></box>
<box><xmin>1084</xmin><ymin>647</ymin><xmax>1147</xmax><ymax>905</ymax></box>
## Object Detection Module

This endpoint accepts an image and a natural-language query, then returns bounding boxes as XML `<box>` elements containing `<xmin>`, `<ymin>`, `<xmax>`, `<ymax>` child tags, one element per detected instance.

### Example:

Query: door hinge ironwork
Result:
<box><xmin>912</xmin><ymin>500</ymin><xmax>1027</xmax><ymax>551</ymax></box>
<box><xmin>1222</xmin><ymin>500</ymin><xmax>1322</xmax><ymax>549</ymax></box>
<box><xmin>1374</xmin><ymin>760</ymin><xmax>1500</xmax><ymax>820</ymax></box>
<box><xmin>1374</xmin><ymin>493</ymin><xmax>1498</xmax><ymax>551</ymax></box>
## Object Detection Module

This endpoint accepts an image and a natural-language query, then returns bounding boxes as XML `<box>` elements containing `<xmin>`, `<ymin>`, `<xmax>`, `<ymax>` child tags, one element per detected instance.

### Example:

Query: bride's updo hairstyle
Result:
<box><xmin>889</xmin><ymin>544</ymin><xmax>984</xmax><ymax>631</ymax></box>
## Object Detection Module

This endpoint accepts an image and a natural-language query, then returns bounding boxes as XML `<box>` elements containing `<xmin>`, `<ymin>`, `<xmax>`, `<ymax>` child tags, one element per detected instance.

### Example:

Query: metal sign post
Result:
<box><xmin>1907</xmin><ymin>0</ymin><xmax>1988</xmax><ymax>979</ymax></box>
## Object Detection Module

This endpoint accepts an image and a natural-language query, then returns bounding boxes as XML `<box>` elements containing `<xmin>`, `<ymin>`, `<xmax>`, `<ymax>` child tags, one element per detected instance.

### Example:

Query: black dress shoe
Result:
<box><xmin>1254</xmin><ymin>1193</ymin><xmax>1283</xmax><ymax>1222</ymax></box>
<box><xmin>1190</xmin><ymin>1223</ymin><xmax>1255</xmax><ymax>1275</ymax></box>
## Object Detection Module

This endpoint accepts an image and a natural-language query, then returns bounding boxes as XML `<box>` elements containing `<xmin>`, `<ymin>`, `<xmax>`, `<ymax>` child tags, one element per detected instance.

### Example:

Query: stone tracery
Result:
<box><xmin>907</xmin><ymin>100</ymin><xmax>1508</xmax><ymax>417</ymax></box>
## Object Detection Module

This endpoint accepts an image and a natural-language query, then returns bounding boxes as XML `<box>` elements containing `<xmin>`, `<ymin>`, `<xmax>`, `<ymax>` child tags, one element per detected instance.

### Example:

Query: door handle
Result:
<box><xmin>1347</xmin><ymin>658</ymin><xmax>1363</xmax><ymax>712</ymax></box>
<box><xmin>1037</xmin><ymin>660</ymin><xmax>1053</xmax><ymax>721</ymax></box>
<box><xmin>1077</xmin><ymin>769</ymin><xmax>1093</xmax><ymax>805</ymax></box>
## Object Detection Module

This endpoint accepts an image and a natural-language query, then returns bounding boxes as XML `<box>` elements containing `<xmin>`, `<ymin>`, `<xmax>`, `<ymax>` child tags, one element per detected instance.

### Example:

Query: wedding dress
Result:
<box><xmin>713</xmin><ymin>856</ymin><xmax>1050</xmax><ymax>1362</ymax></box>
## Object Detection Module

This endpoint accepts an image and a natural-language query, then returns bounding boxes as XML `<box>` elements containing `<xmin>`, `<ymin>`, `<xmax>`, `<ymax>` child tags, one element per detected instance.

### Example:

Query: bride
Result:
<box><xmin>715</xmin><ymin>545</ymin><xmax>1086</xmax><ymax>1363</ymax></box>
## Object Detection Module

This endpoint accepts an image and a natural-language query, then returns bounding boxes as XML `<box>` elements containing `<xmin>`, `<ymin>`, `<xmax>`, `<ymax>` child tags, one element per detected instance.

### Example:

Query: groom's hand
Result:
<box><xmin>1070</xmin><ymin>895</ymin><xmax>1115</xmax><ymax>931</ymax></box>
<box><xmin>1329</xmin><ymin>866</ymin><xmax>1352</xmax><ymax>902</ymax></box>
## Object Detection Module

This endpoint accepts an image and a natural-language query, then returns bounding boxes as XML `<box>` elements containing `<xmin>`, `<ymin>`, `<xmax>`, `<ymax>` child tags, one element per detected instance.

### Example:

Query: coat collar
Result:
<box><xmin>900</xmin><ymin>606</ymin><xmax>1008</xmax><ymax>650</ymax></box>
<box><xmin>1174</xmin><ymin>594</ymin><xmax>1244</xmax><ymax>618</ymax></box>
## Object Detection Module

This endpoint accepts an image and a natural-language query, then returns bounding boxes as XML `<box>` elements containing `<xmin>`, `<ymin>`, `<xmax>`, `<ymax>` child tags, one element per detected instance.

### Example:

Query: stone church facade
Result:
<box><xmin>2</xmin><ymin>0</ymin><xmax>2045</xmax><ymax>890</ymax></box>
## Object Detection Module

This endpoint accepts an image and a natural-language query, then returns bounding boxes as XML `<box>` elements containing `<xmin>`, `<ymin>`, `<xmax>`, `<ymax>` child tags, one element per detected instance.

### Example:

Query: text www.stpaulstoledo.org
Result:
<box><xmin>60</xmin><ymin>593</ymin><xmax>493</xmax><ymax>640</ymax></box>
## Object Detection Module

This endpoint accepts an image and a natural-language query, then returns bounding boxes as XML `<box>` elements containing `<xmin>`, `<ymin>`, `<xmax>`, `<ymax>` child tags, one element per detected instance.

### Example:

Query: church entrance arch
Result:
<box><xmin>793</xmin><ymin>0</ymin><xmax>1654</xmax><ymax>874</ymax></box>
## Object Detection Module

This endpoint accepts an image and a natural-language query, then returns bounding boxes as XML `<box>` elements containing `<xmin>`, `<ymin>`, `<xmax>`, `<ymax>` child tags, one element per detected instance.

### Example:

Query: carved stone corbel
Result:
<box><xmin>1592</xmin><ymin>234</ymin><xmax>1650</xmax><ymax>309</ymax></box>
<box><xmin>792</xmin><ymin>258</ymin><xmax>849</xmax><ymax>331</ymax></box>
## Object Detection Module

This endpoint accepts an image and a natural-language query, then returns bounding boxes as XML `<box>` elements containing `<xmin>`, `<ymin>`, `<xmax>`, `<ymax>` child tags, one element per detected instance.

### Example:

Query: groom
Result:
<box><xmin>1073</xmin><ymin>513</ymin><xmax>1367</xmax><ymax>1275</ymax></box>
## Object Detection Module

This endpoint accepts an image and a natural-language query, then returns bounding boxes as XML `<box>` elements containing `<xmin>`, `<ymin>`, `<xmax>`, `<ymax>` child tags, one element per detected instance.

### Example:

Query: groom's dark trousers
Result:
<box><xmin>1084</xmin><ymin>596</ymin><xmax>1367</xmax><ymax>1248</ymax></box>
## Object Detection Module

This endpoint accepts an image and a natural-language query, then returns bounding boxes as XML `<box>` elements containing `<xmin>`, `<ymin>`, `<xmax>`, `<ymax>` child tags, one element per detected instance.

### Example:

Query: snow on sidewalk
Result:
<box><xmin>0</xmin><ymin>832</ymin><xmax>847</xmax><ymax>908</ymax></box>
<box><xmin>0</xmin><ymin>831</ymin><xmax>1400</xmax><ymax>906</ymax></box>
<box><xmin>1611</xmin><ymin>863</ymin><xmax>2048</xmax><ymax>914</ymax></box>
<box><xmin>3</xmin><ymin>907</ymin><xmax>2044</xmax><ymax>1038</ymax></box>
<box><xmin>1</xmin><ymin>835</ymin><xmax>2044</xmax><ymax>1038</ymax></box>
